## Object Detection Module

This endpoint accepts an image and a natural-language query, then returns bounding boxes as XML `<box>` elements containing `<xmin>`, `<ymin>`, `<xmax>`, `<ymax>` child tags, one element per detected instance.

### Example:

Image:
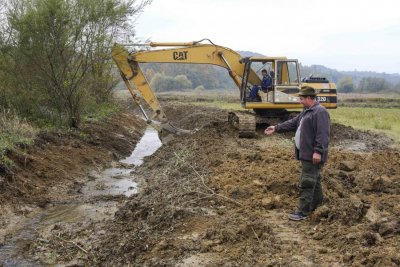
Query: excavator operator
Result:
<box><xmin>247</xmin><ymin>69</ymin><xmax>272</xmax><ymax>102</ymax></box>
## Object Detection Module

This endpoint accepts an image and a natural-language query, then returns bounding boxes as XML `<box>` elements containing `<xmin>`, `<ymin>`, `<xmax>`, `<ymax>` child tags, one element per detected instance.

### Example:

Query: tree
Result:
<box><xmin>357</xmin><ymin>77</ymin><xmax>391</xmax><ymax>93</ymax></box>
<box><xmin>142</xmin><ymin>63</ymin><xmax>234</xmax><ymax>90</ymax></box>
<box><xmin>144</xmin><ymin>67</ymin><xmax>156</xmax><ymax>82</ymax></box>
<box><xmin>337</xmin><ymin>76</ymin><xmax>354</xmax><ymax>93</ymax></box>
<box><xmin>174</xmin><ymin>75</ymin><xmax>192</xmax><ymax>90</ymax></box>
<box><xmin>0</xmin><ymin>0</ymin><xmax>151</xmax><ymax>127</ymax></box>
<box><xmin>150</xmin><ymin>73</ymin><xmax>193</xmax><ymax>92</ymax></box>
<box><xmin>394</xmin><ymin>82</ymin><xmax>400</xmax><ymax>93</ymax></box>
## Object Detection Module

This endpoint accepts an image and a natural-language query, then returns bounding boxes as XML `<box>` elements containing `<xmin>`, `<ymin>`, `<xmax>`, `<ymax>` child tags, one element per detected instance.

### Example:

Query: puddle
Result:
<box><xmin>0</xmin><ymin>126</ymin><xmax>162</xmax><ymax>266</ymax></box>
<box><xmin>82</xmin><ymin>126</ymin><xmax>162</xmax><ymax>197</ymax></box>
<box><xmin>121</xmin><ymin>126</ymin><xmax>161</xmax><ymax>166</ymax></box>
<box><xmin>0</xmin><ymin>202</ymin><xmax>120</xmax><ymax>267</ymax></box>
<box><xmin>333</xmin><ymin>140</ymin><xmax>368</xmax><ymax>152</ymax></box>
<box><xmin>0</xmin><ymin>214</ymin><xmax>43</xmax><ymax>267</ymax></box>
<box><xmin>82</xmin><ymin>167</ymin><xmax>138</xmax><ymax>197</ymax></box>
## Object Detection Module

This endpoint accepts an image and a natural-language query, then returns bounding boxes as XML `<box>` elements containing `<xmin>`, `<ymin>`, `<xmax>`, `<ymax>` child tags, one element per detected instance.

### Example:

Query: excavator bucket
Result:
<box><xmin>158</xmin><ymin>122</ymin><xmax>196</xmax><ymax>144</ymax></box>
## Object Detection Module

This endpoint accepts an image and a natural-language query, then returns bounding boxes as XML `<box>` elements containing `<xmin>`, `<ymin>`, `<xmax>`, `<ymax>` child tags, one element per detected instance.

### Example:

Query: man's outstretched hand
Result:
<box><xmin>265</xmin><ymin>126</ymin><xmax>276</xmax><ymax>135</ymax></box>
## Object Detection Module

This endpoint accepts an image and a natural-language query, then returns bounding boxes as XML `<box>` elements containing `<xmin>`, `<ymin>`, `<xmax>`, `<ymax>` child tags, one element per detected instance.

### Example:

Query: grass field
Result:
<box><xmin>338</xmin><ymin>93</ymin><xmax>400</xmax><ymax>108</ymax></box>
<box><xmin>329</xmin><ymin>107</ymin><xmax>400</xmax><ymax>142</ymax></box>
<box><xmin>184</xmin><ymin>101</ymin><xmax>400</xmax><ymax>142</ymax></box>
<box><xmin>155</xmin><ymin>91</ymin><xmax>400</xmax><ymax>143</ymax></box>
<box><xmin>115</xmin><ymin>89</ymin><xmax>400</xmax><ymax>143</ymax></box>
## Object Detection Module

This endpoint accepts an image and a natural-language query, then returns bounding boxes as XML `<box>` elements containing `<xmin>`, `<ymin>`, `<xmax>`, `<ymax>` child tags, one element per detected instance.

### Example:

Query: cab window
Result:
<box><xmin>276</xmin><ymin>61</ymin><xmax>300</xmax><ymax>86</ymax></box>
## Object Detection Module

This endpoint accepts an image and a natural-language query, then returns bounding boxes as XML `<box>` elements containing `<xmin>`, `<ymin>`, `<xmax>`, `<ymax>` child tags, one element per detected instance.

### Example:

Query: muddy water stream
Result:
<box><xmin>0</xmin><ymin>127</ymin><xmax>162</xmax><ymax>266</ymax></box>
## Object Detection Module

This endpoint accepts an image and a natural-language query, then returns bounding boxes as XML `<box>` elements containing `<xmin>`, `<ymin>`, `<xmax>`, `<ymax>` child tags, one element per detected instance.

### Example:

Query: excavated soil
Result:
<box><xmin>1</xmin><ymin>102</ymin><xmax>400</xmax><ymax>266</ymax></box>
<box><xmin>0</xmin><ymin>111</ymin><xmax>146</xmax><ymax>207</ymax></box>
<box><xmin>0</xmin><ymin>110</ymin><xmax>146</xmax><ymax>255</ymax></box>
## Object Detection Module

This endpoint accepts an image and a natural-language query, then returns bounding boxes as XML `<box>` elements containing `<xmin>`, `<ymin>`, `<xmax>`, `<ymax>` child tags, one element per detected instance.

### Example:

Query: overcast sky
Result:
<box><xmin>134</xmin><ymin>0</ymin><xmax>400</xmax><ymax>74</ymax></box>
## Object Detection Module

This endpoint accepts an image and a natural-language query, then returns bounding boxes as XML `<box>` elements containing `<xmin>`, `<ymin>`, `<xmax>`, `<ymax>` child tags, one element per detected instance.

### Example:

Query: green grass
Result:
<box><xmin>155</xmin><ymin>90</ymin><xmax>242</xmax><ymax>110</ymax></box>
<box><xmin>184</xmin><ymin>97</ymin><xmax>400</xmax><ymax>143</ymax></box>
<box><xmin>189</xmin><ymin>100</ymin><xmax>400</xmax><ymax>143</ymax></box>
<box><xmin>0</xmin><ymin>109</ymin><xmax>37</xmax><ymax>169</ymax></box>
<box><xmin>0</xmin><ymin>101</ymin><xmax>120</xmax><ymax>169</ymax></box>
<box><xmin>188</xmin><ymin>100</ymin><xmax>242</xmax><ymax>110</ymax></box>
<box><xmin>82</xmin><ymin>102</ymin><xmax>120</xmax><ymax>123</ymax></box>
<box><xmin>329</xmin><ymin>107</ymin><xmax>400</xmax><ymax>142</ymax></box>
<box><xmin>338</xmin><ymin>97</ymin><xmax>400</xmax><ymax>108</ymax></box>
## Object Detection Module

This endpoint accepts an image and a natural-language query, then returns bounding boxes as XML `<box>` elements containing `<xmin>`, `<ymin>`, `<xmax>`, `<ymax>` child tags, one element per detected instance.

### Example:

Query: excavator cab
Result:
<box><xmin>240</xmin><ymin>57</ymin><xmax>337</xmax><ymax>120</ymax></box>
<box><xmin>240</xmin><ymin>57</ymin><xmax>302</xmax><ymax>106</ymax></box>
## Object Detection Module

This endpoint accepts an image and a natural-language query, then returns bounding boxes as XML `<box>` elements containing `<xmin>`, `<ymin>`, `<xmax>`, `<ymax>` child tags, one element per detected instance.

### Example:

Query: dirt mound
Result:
<box><xmin>78</xmin><ymin>103</ymin><xmax>398</xmax><ymax>266</ymax></box>
<box><xmin>330</xmin><ymin>123</ymin><xmax>393</xmax><ymax>151</ymax></box>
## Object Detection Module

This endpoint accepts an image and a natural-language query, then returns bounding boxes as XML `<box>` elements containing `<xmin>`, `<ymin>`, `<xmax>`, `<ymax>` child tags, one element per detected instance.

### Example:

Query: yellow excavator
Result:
<box><xmin>111</xmin><ymin>39</ymin><xmax>337</xmax><ymax>139</ymax></box>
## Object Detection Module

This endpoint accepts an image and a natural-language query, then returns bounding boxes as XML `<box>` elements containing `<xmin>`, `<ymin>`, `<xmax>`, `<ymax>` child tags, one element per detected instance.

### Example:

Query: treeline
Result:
<box><xmin>0</xmin><ymin>0</ymin><xmax>150</xmax><ymax>128</ymax></box>
<box><xmin>301</xmin><ymin>65</ymin><xmax>400</xmax><ymax>93</ymax></box>
<box><xmin>141</xmin><ymin>52</ymin><xmax>400</xmax><ymax>93</ymax></box>
<box><xmin>142</xmin><ymin>63</ymin><xmax>235</xmax><ymax>92</ymax></box>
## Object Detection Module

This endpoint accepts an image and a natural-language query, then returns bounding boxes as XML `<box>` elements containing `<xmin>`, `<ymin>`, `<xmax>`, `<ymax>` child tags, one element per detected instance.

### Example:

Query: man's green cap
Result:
<box><xmin>298</xmin><ymin>86</ymin><xmax>317</xmax><ymax>96</ymax></box>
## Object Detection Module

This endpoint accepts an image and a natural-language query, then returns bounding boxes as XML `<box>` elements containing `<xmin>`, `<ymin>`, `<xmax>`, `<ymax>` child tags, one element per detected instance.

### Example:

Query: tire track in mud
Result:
<box><xmin>263</xmin><ymin>210</ymin><xmax>342</xmax><ymax>267</ymax></box>
<box><xmin>174</xmin><ymin>209</ymin><xmax>343</xmax><ymax>266</ymax></box>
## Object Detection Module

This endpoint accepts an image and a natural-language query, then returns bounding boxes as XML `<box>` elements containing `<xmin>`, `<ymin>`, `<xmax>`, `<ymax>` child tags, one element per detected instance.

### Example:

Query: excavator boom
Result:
<box><xmin>111</xmin><ymin>41</ymin><xmax>260</xmax><ymax>140</ymax></box>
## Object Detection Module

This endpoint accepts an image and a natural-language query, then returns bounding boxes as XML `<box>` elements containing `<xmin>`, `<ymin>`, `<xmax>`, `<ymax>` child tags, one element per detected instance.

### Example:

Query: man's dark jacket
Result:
<box><xmin>275</xmin><ymin>102</ymin><xmax>330</xmax><ymax>162</ymax></box>
<box><xmin>261</xmin><ymin>75</ymin><xmax>272</xmax><ymax>90</ymax></box>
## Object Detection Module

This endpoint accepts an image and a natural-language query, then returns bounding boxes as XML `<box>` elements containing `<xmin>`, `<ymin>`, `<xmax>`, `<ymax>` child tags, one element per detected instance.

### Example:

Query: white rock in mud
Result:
<box><xmin>252</xmin><ymin>179</ymin><xmax>263</xmax><ymax>186</ymax></box>
<box><xmin>365</xmin><ymin>206</ymin><xmax>379</xmax><ymax>223</ymax></box>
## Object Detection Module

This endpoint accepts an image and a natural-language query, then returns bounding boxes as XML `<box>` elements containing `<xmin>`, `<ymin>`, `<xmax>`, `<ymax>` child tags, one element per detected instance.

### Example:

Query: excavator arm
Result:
<box><xmin>112</xmin><ymin>39</ymin><xmax>338</xmax><ymax>140</ymax></box>
<box><xmin>111</xmin><ymin>41</ymin><xmax>260</xmax><ymax>138</ymax></box>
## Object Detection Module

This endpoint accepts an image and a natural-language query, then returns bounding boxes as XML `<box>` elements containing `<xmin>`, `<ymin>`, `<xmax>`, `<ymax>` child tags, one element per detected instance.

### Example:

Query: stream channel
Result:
<box><xmin>0</xmin><ymin>127</ymin><xmax>162</xmax><ymax>266</ymax></box>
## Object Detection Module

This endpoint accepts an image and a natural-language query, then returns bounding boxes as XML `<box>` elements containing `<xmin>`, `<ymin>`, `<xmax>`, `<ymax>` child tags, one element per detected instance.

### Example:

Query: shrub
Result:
<box><xmin>194</xmin><ymin>85</ymin><xmax>206</xmax><ymax>91</ymax></box>
<box><xmin>0</xmin><ymin>0</ymin><xmax>150</xmax><ymax>128</ymax></box>
<box><xmin>150</xmin><ymin>73</ymin><xmax>193</xmax><ymax>92</ymax></box>
<box><xmin>0</xmin><ymin>108</ymin><xmax>37</xmax><ymax>169</ymax></box>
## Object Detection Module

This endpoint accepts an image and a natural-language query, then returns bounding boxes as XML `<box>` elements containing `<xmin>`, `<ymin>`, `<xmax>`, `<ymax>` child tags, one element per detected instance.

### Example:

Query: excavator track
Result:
<box><xmin>254</xmin><ymin>110</ymin><xmax>301</xmax><ymax>125</ymax></box>
<box><xmin>228</xmin><ymin>110</ymin><xmax>301</xmax><ymax>138</ymax></box>
<box><xmin>228</xmin><ymin>112</ymin><xmax>256</xmax><ymax>138</ymax></box>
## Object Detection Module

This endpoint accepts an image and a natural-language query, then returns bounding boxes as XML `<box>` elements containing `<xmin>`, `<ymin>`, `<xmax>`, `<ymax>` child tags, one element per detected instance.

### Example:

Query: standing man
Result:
<box><xmin>265</xmin><ymin>86</ymin><xmax>330</xmax><ymax>221</ymax></box>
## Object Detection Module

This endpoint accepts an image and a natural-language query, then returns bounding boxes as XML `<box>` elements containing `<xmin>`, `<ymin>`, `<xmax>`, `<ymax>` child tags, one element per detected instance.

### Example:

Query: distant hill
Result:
<box><xmin>138</xmin><ymin>50</ymin><xmax>400</xmax><ymax>93</ymax></box>
<box><xmin>300</xmin><ymin>64</ymin><xmax>400</xmax><ymax>86</ymax></box>
<box><xmin>237</xmin><ymin>50</ymin><xmax>265</xmax><ymax>58</ymax></box>
<box><xmin>341</xmin><ymin>70</ymin><xmax>400</xmax><ymax>85</ymax></box>
<box><xmin>239</xmin><ymin>51</ymin><xmax>400</xmax><ymax>86</ymax></box>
